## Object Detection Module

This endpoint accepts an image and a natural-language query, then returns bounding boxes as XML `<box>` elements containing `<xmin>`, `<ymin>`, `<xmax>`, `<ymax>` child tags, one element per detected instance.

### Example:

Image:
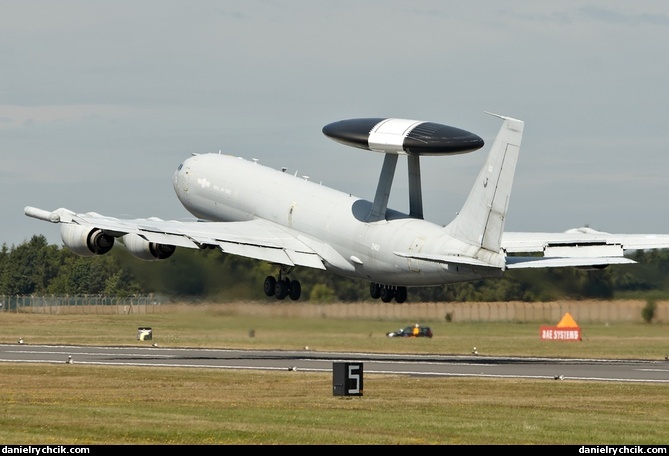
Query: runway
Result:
<box><xmin>1</xmin><ymin>343</ymin><xmax>668</xmax><ymax>383</ymax></box>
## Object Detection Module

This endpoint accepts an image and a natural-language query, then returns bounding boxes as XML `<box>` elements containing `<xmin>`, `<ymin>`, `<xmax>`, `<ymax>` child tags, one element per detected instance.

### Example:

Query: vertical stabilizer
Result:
<box><xmin>443</xmin><ymin>113</ymin><xmax>524</xmax><ymax>253</ymax></box>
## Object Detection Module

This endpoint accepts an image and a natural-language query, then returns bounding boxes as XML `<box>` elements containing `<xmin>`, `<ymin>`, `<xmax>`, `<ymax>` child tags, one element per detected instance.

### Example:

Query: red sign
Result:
<box><xmin>540</xmin><ymin>326</ymin><xmax>581</xmax><ymax>341</ymax></box>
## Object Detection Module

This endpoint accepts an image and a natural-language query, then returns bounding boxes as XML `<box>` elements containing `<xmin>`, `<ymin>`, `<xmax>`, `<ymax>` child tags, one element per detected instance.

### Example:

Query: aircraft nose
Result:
<box><xmin>173</xmin><ymin>161</ymin><xmax>189</xmax><ymax>194</ymax></box>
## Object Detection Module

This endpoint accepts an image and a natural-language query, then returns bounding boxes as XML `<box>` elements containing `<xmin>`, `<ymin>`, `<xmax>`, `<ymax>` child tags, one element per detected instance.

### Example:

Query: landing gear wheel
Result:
<box><xmin>289</xmin><ymin>280</ymin><xmax>301</xmax><ymax>300</ymax></box>
<box><xmin>380</xmin><ymin>287</ymin><xmax>395</xmax><ymax>303</ymax></box>
<box><xmin>264</xmin><ymin>276</ymin><xmax>276</xmax><ymax>297</ymax></box>
<box><xmin>275</xmin><ymin>279</ymin><xmax>289</xmax><ymax>300</ymax></box>
<box><xmin>370</xmin><ymin>283</ymin><xmax>381</xmax><ymax>299</ymax></box>
<box><xmin>395</xmin><ymin>286</ymin><xmax>407</xmax><ymax>303</ymax></box>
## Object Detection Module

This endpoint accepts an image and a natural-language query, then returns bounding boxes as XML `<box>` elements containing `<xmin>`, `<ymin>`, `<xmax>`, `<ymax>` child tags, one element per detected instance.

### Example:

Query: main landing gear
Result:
<box><xmin>369</xmin><ymin>283</ymin><xmax>407</xmax><ymax>303</ymax></box>
<box><xmin>264</xmin><ymin>268</ymin><xmax>301</xmax><ymax>300</ymax></box>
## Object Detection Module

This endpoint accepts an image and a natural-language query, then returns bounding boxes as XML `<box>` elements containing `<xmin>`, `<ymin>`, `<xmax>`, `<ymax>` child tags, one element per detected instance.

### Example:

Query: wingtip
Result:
<box><xmin>24</xmin><ymin>206</ymin><xmax>61</xmax><ymax>223</ymax></box>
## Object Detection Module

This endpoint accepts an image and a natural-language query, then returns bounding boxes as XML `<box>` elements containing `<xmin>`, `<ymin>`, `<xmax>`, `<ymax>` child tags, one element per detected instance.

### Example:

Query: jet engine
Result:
<box><xmin>61</xmin><ymin>224</ymin><xmax>115</xmax><ymax>257</ymax></box>
<box><xmin>120</xmin><ymin>233</ymin><xmax>176</xmax><ymax>261</ymax></box>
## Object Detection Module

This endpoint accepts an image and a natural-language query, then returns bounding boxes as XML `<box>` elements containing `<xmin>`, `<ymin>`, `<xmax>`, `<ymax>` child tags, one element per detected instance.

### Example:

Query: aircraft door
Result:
<box><xmin>408</xmin><ymin>237</ymin><xmax>425</xmax><ymax>272</ymax></box>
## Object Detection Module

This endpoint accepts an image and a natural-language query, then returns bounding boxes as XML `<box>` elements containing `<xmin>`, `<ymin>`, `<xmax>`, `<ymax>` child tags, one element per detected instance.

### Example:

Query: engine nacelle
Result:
<box><xmin>120</xmin><ymin>233</ymin><xmax>176</xmax><ymax>261</ymax></box>
<box><xmin>61</xmin><ymin>224</ymin><xmax>115</xmax><ymax>257</ymax></box>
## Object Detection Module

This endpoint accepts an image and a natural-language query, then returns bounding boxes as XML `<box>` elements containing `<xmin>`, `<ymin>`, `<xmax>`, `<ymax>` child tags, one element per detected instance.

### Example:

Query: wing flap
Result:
<box><xmin>133</xmin><ymin>231</ymin><xmax>200</xmax><ymax>249</ymax></box>
<box><xmin>216</xmin><ymin>240</ymin><xmax>297</xmax><ymax>266</ymax></box>
<box><xmin>285</xmin><ymin>250</ymin><xmax>326</xmax><ymax>269</ymax></box>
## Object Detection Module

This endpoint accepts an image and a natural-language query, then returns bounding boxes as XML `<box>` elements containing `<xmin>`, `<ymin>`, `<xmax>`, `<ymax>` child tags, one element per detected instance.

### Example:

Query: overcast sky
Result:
<box><xmin>2</xmin><ymin>1</ymin><xmax>669</xmax><ymax>248</ymax></box>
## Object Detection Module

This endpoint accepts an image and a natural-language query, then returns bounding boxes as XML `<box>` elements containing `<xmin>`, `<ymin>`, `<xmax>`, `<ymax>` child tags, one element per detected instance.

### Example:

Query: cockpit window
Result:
<box><xmin>177</xmin><ymin>164</ymin><xmax>183</xmax><ymax>171</ymax></box>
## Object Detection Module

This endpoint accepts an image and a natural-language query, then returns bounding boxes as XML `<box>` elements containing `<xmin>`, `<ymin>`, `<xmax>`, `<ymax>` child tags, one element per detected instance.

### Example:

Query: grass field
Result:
<box><xmin>1</xmin><ymin>304</ymin><xmax>668</xmax><ymax>445</ymax></box>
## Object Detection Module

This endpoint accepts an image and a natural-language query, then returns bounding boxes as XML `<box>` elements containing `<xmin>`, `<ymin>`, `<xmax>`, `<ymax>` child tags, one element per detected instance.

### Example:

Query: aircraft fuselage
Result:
<box><xmin>173</xmin><ymin>153</ymin><xmax>500</xmax><ymax>287</ymax></box>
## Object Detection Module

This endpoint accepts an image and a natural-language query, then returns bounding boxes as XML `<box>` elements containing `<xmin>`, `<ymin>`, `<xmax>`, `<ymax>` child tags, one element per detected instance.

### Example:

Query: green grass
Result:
<box><xmin>3</xmin><ymin>305</ymin><xmax>668</xmax><ymax>359</ymax></box>
<box><xmin>1</xmin><ymin>304</ymin><xmax>668</xmax><ymax>444</ymax></box>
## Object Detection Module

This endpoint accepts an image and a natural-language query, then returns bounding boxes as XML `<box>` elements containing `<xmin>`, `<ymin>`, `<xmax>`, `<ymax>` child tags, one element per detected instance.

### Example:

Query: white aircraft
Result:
<box><xmin>25</xmin><ymin>113</ymin><xmax>669</xmax><ymax>303</ymax></box>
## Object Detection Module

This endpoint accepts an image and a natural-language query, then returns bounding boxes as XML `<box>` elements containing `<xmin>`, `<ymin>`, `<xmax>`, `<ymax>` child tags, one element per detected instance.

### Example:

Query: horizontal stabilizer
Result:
<box><xmin>393</xmin><ymin>251</ymin><xmax>499</xmax><ymax>269</ymax></box>
<box><xmin>505</xmin><ymin>256</ymin><xmax>636</xmax><ymax>269</ymax></box>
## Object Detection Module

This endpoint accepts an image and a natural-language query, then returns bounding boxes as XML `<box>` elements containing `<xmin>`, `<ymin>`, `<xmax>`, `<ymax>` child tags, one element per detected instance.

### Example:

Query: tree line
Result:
<box><xmin>2</xmin><ymin>234</ymin><xmax>669</xmax><ymax>302</ymax></box>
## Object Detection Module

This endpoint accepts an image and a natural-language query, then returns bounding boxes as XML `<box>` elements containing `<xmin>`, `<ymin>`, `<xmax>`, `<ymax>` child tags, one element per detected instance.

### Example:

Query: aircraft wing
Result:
<box><xmin>25</xmin><ymin>207</ymin><xmax>326</xmax><ymax>270</ymax></box>
<box><xmin>501</xmin><ymin>226</ymin><xmax>669</xmax><ymax>270</ymax></box>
